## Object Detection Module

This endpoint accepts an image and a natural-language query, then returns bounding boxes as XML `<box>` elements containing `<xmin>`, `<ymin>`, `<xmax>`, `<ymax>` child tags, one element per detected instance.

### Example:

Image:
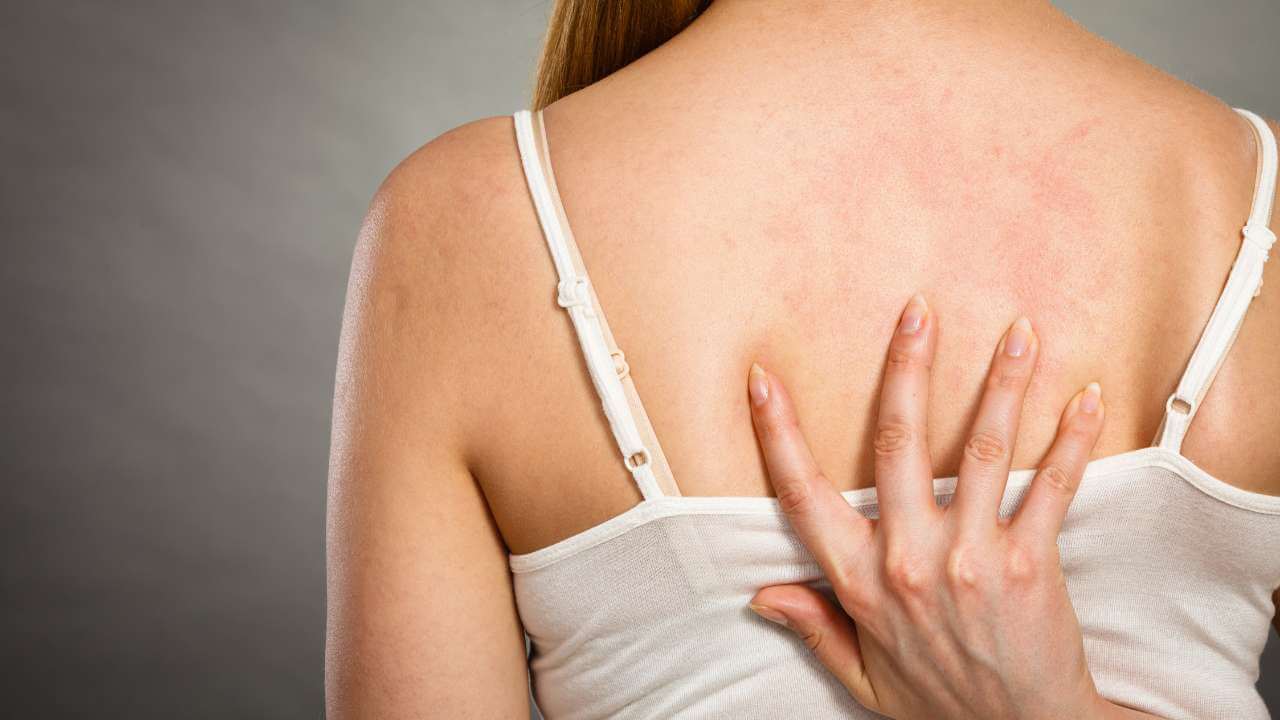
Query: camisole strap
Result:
<box><xmin>1154</xmin><ymin>107</ymin><xmax>1277</xmax><ymax>454</ymax></box>
<box><xmin>512</xmin><ymin>109</ymin><xmax>681</xmax><ymax>500</ymax></box>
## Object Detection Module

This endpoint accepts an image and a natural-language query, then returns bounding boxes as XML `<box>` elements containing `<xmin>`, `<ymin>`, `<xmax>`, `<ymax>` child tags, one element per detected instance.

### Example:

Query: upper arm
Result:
<box><xmin>1269</xmin><ymin>121</ymin><xmax>1280</xmax><ymax>633</ymax></box>
<box><xmin>325</xmin><ymin>118</ymin><xmax>531</xmax><ymax>719</ymax></box>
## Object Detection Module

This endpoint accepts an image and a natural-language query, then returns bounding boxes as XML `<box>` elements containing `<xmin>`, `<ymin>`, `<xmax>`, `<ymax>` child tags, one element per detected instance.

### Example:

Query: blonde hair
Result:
<box><xmin>532</xmin><ymin>0</ymin><xmax>713</xmax><ymax>110</ymax></box>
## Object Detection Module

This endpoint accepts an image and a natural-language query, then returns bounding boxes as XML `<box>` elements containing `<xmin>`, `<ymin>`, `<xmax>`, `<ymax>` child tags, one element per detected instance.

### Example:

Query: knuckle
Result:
<box><xmin>775</xmin><ymin>476</ymin><xmax>817</xmax><ymax>515</ymax></box>
<box><xmin>964</xmin><ymin>429</ymin><xmax>1009</xmax><ymax>466</ymax></box>
<box><xmin>987</xmin><ymin>363</ymin><xmax>1031</xmax><ymax>390</ymax></box>
<box><xmin>944</xmin><ymin>544</ymin><xmax>982</xmax><ymax>590</ymax></box>
<box><xmin>1063</xmin><ymin>413</ymin><xmax>1100</xmax><ymax>441</ymax></box>
<box><xmin>873</xmin><ymin>420</ymin><xmax>916</xmax><ymax>458</ymax></box>
<box><xmin>1003</xmin><ymin>540</ymin><xmax>1043</xmax><ymax>585</ymax></box>
<box><xmin>834</xmin><ymin>582</ymin><xmax>873</xmax><ymax>620</ymax></box>
<box><xmin>757</xmin><ymin>411</ymin><xmax>794</xmax><ymax>443</ymax></box>
<box><xmin>883</xmin><ymin>548</ymin><xmax>928</xmax><ymax>596</ymax></box>
<box><xmin>830</xmin><ymin>554</ymin><xmax>875</xmax><ymax>618</ymax></box>
<box><xmin>799</xmin><ymin>627</ymin><xmax>824</xmax><ymax>652</ymax></box>
<box><xmin>828</xmin><ymin>550</ymin><xmax>861</xmax><ymax>590</ymax></box>
<box><xmin>1038</xmin><ymin>463</ymin><xmax>1078</xmax><ymax>496</ymax></box>
<box><xmin>885</xmin><ymin>344</ymin><xmax>925</xmax><ymax>373</ymax></box>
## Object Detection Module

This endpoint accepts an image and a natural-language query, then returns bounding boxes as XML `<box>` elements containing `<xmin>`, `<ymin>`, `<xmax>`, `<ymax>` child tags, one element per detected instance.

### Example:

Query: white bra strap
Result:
<box><xmin>513</xmin><ymin>109</ymin><xmax>670</xmax><ymax>501</ymax></box>
<box><xmin>1155</xmin><ymin>108</ymin><xmax>1277</xmax><ymax>453</ymax></box>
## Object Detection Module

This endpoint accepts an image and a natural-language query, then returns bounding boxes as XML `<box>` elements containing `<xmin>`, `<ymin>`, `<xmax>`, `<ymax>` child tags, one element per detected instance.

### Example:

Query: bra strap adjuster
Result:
<box><xmin>556</xmin><ymin>276</ymin><xmax>594</xmax><ymax>317</ymax></box>
<box><xmin>1165</xmin><ymin>392</ymin><xmax>1194</xmax><ymax>416</ymax></box>
<box><xmin>1243</xmin><ymin>224</ymin><xmax>1275</xmax><ymax>297</ymax></box>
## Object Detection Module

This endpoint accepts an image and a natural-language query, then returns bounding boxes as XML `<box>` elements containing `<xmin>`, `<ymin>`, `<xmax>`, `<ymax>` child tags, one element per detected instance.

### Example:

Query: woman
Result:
<box><xmin>325</xmin><ymin>1</ymin><xmax>1280</xmax><ymax>717</ymax></box>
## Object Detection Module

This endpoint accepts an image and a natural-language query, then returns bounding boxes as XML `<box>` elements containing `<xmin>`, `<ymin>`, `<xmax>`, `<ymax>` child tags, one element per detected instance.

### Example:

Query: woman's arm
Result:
<box><xmin>325</xmin><ymin>130</ymin><xmax>531</xmax><ymax>718</ymax></box>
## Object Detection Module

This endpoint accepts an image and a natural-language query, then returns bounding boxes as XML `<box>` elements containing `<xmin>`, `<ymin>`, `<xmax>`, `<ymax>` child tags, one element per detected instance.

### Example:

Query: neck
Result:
<box><xmin>631</xmin><ymin>0</ymin><xmax>1117</xmax><ymax>124</ymax></box>
<box><xmin>676</xmin><ymin>0</ymin><xmax>1082</xmax><ymax>70</ymax></box>
<box><xmin>703</xmin><ymin>0</ymin><xmax>1060</xmax><ymax>35</ymax></box>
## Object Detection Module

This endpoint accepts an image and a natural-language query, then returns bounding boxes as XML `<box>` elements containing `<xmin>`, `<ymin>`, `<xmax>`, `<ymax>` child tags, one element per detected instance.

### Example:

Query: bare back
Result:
<box><xmin>460</xmin><ymin>2</ymin><xmax>1280</xmax><ymax>554</ymax></box>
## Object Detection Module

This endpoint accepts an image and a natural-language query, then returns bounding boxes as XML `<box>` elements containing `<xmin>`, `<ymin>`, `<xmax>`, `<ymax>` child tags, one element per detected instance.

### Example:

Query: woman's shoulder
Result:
<box><xmin>365</xmin><ymin>114</ymin><xmax>527</xmax><ymax>258</ymax></box>
<box><xmin>1174</xmin><ymin>108</ymin><xmax>1280</xmax><ymax>497</ymax></box>
<box><xmin>338</xmin><ymin>113</ymin><xmax>575</xmax><ymax>464</ymax></box>
<box><xmin>350</xmin><ymin>111</ymin><xmax>548</xmax><ymax>330</ymax></box>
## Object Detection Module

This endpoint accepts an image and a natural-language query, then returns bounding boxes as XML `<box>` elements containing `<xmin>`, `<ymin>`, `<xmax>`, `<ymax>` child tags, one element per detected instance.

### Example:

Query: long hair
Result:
<box><xmin>532</xmin><ymin>0</ymin><xmax>713</xmax><ymax>110</ymax></box>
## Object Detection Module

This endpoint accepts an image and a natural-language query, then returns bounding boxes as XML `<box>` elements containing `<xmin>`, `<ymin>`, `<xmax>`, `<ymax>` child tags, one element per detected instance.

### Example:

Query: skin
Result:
<box><xmin>326</xmin><ymin>0</ymin><xmax>1280</xmax><ymax>716</ymax></box>
<box><xmin>746</xmin><ymin>295</ymin><xmax>1159</xmax><ymax>719</ymax></box>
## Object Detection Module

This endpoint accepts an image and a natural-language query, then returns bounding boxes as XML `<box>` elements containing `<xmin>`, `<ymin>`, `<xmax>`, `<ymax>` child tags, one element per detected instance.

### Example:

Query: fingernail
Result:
<box><xmin>749</xmin><ymin>603</ymin><xmax>789</xmax><ymax>627</ymax></box>
<box><xmin>1079</xmin><ymin>381</ymin><xmax>1101</xmax><ymax>414</ymax></box>
<box><xmin>749</xmin><ymin>362</ymin><xmax>770</xmax><ymax>407</ymax></box>
<box><xmin>898</xmin><ymin>293</ymin><xmax>927</xmax><ymax>335</ymax></box>
<box><xmin>1003</xmin><ymin>316</ymin><xmax>1033</xmax><ymax>358</ymax></box>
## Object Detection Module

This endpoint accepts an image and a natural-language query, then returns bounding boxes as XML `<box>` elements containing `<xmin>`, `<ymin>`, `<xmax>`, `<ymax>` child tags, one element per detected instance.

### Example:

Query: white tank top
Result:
<box><xmin>508</xmin><ymin>107</ymin><xmax>1280</xmax><ymax>720</ymax></box>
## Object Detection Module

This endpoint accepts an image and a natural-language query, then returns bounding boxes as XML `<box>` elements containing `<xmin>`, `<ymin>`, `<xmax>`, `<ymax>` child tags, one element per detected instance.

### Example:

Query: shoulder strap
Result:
<box><xmin>1154</xmin><ymin>107</ymin><xmax>1277</xmax><ymax>453</ymax></box>
<box><xmin>512</xmin><ymin>109</ymin><xmax>681</xmax><ymax>500</ymax></box>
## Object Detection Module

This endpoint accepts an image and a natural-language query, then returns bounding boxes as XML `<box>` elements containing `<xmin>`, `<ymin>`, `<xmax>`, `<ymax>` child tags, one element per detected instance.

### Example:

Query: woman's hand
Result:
<box><xmin>745</xmin><ymin>294</ymin><xmax>1157</xmax><ymax>720</ymax></box>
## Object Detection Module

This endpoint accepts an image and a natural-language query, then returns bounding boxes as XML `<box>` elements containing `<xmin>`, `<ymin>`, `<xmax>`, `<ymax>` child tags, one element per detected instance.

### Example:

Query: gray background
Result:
<box><xmin>2</xmin><ymin>1</ymin><xmax>1277</xmax><ymax>717</ymax></box>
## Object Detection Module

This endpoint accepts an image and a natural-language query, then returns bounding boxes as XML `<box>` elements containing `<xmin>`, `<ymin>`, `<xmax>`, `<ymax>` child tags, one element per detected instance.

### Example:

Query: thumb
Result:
<box><xmin>750</xmin><ymin>584</ymin><xmax>879</xmax><ymax>711</ymax></box>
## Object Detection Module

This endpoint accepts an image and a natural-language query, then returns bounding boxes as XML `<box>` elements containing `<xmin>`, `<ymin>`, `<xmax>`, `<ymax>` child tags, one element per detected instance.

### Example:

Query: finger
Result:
<box><xmin>1010</xmin><ymin>382</ymin><xmax>1104</xmax><ymax>544</ymax></box>
<box><xmin>750</xmin><ymin>584</ymin><xmax>880</xmax><ymax>712</ymax></box>
<box><xmin>873</xmin><ymin>293</ymin><xmax>941</xmax><ymax>532</ymax></box>
<box><xmin>949</xmin><ymin>316</ymin><xmax>1039</xmax><ymax>531</ymax></box>
<box><xmin>749</xmin><ymin>362</ymin><xmax>873</xmax><ymax>583</ymax></box>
